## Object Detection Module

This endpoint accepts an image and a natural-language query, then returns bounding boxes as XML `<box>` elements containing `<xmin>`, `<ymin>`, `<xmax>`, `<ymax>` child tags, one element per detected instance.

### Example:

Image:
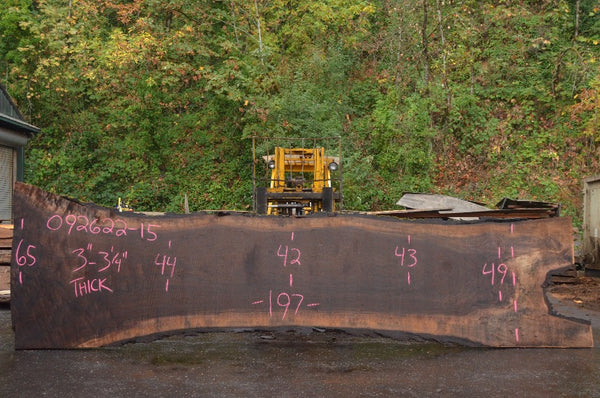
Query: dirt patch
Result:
<box><xmin>547</xmin><ymin>275</ymin><xmax>600</xmax><ymax>313</ymax></box>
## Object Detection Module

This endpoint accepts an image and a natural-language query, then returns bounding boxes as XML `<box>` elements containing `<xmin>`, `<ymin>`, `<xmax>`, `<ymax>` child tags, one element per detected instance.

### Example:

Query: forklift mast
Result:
<box><xmin>253</xmin><ymin>137</ymin><xmax>342</xmax><ymax>215</ymax></box>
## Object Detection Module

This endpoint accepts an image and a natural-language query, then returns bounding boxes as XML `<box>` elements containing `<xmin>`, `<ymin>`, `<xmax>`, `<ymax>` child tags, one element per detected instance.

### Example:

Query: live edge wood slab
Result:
<box><xmin>11</xmin><ymin>183</ymin><xmax>592</xmax><ymax>348</ymax></box>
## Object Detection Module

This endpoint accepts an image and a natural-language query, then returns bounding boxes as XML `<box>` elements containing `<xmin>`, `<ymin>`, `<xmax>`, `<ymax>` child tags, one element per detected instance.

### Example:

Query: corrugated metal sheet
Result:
<box><xmin>0</xmin><ymin>146</ymin><xmax>14</xmax><ymax>221</ymax></box>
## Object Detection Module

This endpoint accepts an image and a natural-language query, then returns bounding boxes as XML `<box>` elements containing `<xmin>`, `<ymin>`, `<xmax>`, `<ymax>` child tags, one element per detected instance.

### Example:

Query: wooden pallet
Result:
<box><xmin>0</xmin><ymin>224</ymin><xmax>11</xmax><ymax>296</ymax></box>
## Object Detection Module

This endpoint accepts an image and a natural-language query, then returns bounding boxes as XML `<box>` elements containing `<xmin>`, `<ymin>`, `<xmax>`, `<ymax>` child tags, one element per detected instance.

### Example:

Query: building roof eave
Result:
<box><xmin>0</xmin><ymin>113</ymin><xmax>40</xmax><ymax>137</ymax></box>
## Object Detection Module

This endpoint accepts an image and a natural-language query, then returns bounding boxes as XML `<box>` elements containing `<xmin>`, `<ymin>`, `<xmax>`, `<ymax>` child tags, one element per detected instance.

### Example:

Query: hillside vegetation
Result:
<box><xmin>1</xmin><ymin>0</ymin><xmax>599</xmax><ymax>224</ymax></box>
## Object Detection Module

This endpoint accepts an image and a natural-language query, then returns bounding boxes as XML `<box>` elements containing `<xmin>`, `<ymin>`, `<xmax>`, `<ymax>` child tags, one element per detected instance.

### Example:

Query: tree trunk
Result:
<box><xmin>574</xmin><ymin>0</ymin><xmax>581</xmax><ymax>42</ymax></box>
<box><xmin>254</xmin><ymin>0</ymin><xmax>265</xmax><ymax>65</ymax></box>
<box><xmin>422</xmin><ymin>0</ymin><xmax>430</xmax><ymax>85</ymax></box>
<box><xmin>436</xmin><ymin>0</ymin><xmax>450</xmax><ymax>107</ymax></box>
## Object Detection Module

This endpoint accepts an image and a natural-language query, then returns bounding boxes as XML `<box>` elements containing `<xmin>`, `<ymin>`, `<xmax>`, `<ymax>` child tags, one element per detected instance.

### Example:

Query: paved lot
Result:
<box><xmin>1</xmin><ymin>300</ymin><xmax>600</xmax><ymax>397</ymax></box>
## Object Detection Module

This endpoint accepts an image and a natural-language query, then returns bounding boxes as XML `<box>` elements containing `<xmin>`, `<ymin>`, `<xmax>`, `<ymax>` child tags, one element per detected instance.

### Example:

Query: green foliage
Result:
<box><xmin>0</xmin><ymin>0</ymin><xmax>599</xmax><ymax>224</ymax></box>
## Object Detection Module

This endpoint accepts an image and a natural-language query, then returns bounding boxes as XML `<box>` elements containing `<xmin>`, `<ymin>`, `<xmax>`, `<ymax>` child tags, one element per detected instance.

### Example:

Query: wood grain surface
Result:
<box><xmin>10</xmin><ymin>183</ymin><xmax>592</xmax><ymax>348</ymax></box>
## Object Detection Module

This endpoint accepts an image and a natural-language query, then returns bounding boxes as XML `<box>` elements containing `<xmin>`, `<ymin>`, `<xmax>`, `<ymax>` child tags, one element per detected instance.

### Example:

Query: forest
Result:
<box><xmin>1</xmin><ymin>0</ymin><xmax>599</xmax><ymax>225</ymax></box>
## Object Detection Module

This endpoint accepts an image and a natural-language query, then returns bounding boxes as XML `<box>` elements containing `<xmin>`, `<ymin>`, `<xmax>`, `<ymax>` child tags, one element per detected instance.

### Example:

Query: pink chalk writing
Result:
<box><xmin>68</xmin><ymin>244</ymin><xmax>127</xmax><ymax>297</ymax></box>
<box><xmin>15</xmin><ymin>238</ymin><xmax>37</xmax><ymax>286</ymax></box>
<box><xmin>46</xmin><ymin>214</ymin><xmax>160</xmax><ymax>242</ymax></box>
<box><xmin>154</xmin><ymin>254</ymin><xmax>176</xmax><ymax>278</ymax></box>
<box><xmin>395</xmin><ymin>235</ymin><xmax>417</xmax><ymax>285</ymax></box>
<box><xmin>277</xmin><ymin>245</ymin><xmax>301</xmax><ymax>267</ymax></box>
<box><xmin>154</xmin><ymin>253</ymin><xmax>177</xmax><ymax>292</ymax></box>
<box><xmin>28</xmin><ymin>213</ymin><xmax>176</xmax><ymax>297</ymax></box>
<box><xmin>71</xmin><ymin>244</ymin><xmax>128</xmax><ymax>274</ymax></box>
<box><xmin>277</xmin><ymin>292</ymin><xmax>302</xmax><ymax>319</ymax></box>
<box><xmin>483</xmin><ymin>243</ymin><xmax>520</xmax><ymax>344</ymax></box>
<box><xmin>252</xmin><ymin>231</ymin><xmax>320</xmax><ymax>319</ymax></box>
<box><xmin>394</xmin><ymin>246</ymin><xmax>417</xmax><ymax>267</ymax></box>
<box><xmin>98</xmin><ymin>247</ymin><xmax>128</xmax><ymax>273</ymax></box>
<box><xmin>72</xmin><ymin>247</ymin><xmax>91</xmax><ymax>272</ymax></box>
<box><xmin>127</xmin><ymin>223</ymin><xmax>158</xmax><ymax>241</ymax></box>
<box><xmin>482</xmin><ymin>262</ymin><xmax>508</xmax><ymax>286</ymax></box>
<box><xmin>69</xmin><ymin>277</ymin><xmax>113</xmax><ymax>298</ymax></box>
<box><xmin>252</xmin><ymin>290</ymin><xmax>319</xmax><ymax>320</ymax></box>
<box><xmin>268</xmin><ymin>290</ymin><xmax>272</xmax><ymax>317</ymax></box>
<box><xmin>15</xmin><ymin>239</ymin><xmax>37</xmax><ymax>268</ymax></box>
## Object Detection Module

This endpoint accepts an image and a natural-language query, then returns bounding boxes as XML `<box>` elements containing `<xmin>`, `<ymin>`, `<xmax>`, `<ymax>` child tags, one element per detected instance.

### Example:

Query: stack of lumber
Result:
<box><xmin>0</xmin><ymin>225</ymin><xmax>11</xmax><ymax>302</ymax></box>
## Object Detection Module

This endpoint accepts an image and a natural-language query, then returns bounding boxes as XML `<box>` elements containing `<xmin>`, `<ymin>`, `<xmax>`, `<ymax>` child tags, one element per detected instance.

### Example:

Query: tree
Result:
<box><xmin>0</xmin><ymin>0</ymin><xmax>598</xmax><ymax>222</ymax></box>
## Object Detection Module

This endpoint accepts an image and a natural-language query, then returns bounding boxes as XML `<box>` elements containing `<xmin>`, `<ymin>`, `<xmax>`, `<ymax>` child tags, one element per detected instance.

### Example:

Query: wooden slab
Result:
<box><xmin>0</xmin><ymin>250</ymin><xmax>10</xmax><ymax>265</ymax></box>
<box><xmin>0</xmin><ymin>266</ymin><xmax>9</xmax><ymax>291</ymax></box>
<box><xmin>0</xmin><ymin>225</ymin><xmax>13</xmax><ymax>239</ymax></box>
<box><xmin>10</xmin><ymin>183</ymin><xmax>592</xmax><ymax>348</ymax></box>
<box><xmin>0</xmin><ymin>238</ymin><xmax>12</xmax><ymax>249</ymax></box>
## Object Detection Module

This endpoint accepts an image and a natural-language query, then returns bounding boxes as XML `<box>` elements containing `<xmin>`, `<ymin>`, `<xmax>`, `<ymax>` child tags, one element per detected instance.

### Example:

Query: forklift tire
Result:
<box><xmin>256</xmin><ymin>187</ymin><xmax>268</xmax><ymax>214</ymax></box>
<box><xmin>322</xmin><ymin>187</ymin><xmax>334</xmax><ymax>212</ymax></box>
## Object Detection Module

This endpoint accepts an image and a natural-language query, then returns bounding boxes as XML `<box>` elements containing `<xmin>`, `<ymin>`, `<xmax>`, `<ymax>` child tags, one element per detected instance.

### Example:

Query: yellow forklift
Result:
<box><xmin>253</xmin><ymin>137</ymin><xmax>342</xmax><ymax>215</ymax></box>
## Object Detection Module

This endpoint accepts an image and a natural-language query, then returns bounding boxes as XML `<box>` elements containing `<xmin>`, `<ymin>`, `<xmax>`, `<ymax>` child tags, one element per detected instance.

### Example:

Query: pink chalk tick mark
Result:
<box><xmin>252</xmin><ymin>300</ymin><xmax>264</xmax><ymax>305</ymax></box>
<box><xmin>514</xmin><ymin>299</ymin><xmax>518</xmax><ymax>312</ymax></box>
<box><xmin>289</xmin><ymin>274</ymin><xmax>293</xmax><ymax>287</ymax></box>
<box><xmin>165</xmin><ymin>279</ymin><xmax>169</xmax><ymax>292</ymax></box>
<box><xmin>510</xmin><ymin>223</ymin><xmax>514</xmax><ymax>234</ymax></box>
<box><xmin>512</xmin><ymin>271</ymin><xmax>516</xmax><ymax>286</ymax></box>
<box><xmin>168</xmin><ymin>240</ymin><xmax>172</xmax><ymax>249</ymax></box>
<box><xmin>511</xmin><ymin>246</ymin><xmax>514</xmax><ymax>258</ymax></box>
<box><xmin>515</xmin><ymin>328</ymin><xmax>520</xmax><ymax>343</ymax></box>
<box><xmin>307</xmin><ymin>303</ymin><xmax>320</xmax><ymax>307</ymax></box>
<box><xmin>19</xmin><ymin>271</ymin><xmax>22</xmax><ymax>285</ymax></box>
<box><xmin>291</xmin><ymin>232</ymin><xmax>294</xmax><ymax>241</ymax></box>
<box><xmin>498</xmin><ymin>290</ymin><xmax>503</xmax><ymax>301</ymax></box>
<box><xmin>408</xmin><ymin>235</ymin><xmax>411</xmax><ymax>245</ymax></box>
<box><xmin>20</xmin><ymin>219</ymin><xmax>24</xmax><ymax>229</ymax></box>
<box><xmin>407</xmin><ymin>272</ymin><xmax>411</xmax><ymax>285</ymax></box>
<box><xmin>498</xmin><ymin>247</ymin><xmax>502</xmax><ymax>259</ymax></box>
